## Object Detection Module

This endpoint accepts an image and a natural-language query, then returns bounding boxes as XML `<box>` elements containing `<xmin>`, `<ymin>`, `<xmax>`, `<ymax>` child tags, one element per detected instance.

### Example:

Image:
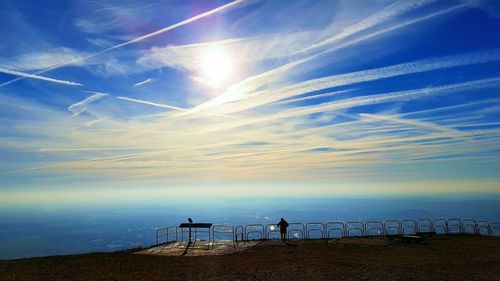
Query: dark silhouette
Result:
<box><xmin>277</xmin><ymin>218</ymin><xmax>289</xmax><ymax>242</ymax></box>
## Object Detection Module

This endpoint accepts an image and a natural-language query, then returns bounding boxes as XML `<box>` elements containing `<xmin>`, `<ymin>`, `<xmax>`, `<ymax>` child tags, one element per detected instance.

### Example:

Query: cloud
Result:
<box><xmin>116</xmin><ymin>96</ymin><xmax>188</xmax><ymax>112</ymax></box>
<box><xmin>294</xmin><ymin>0</ymin><xmax>438</xmax><ymax>55</ymax></box>
<box><xmin>359</xmin><ymin>114</ymin><xmax>468</xmax><ymax>140</ymax></box>
<box><xmin>190</xmin><ymin>48</ymin><xmax>500</xmax><ymax>117</ymax></box>
<box><xmin>0</xmin><ymin>67</ymin><xmax>83</xmax><ymax>86</ymax></box>
<box><xmin>187</xmin><ymin>2</ymin><xmax>471</xmax><ymax>115</ymax></box>
<box><xmin>86</xmin><ymin>38</ymin><xmax>117</xmax><ymax>48</ymax></box>
<box><xmin>3</xmin><ymin>1</ymin><xmax>500</xmax><ymax>188</ymax></box>
<box><xmin>137</xmin><ymin>31</ymin><xmax>321</xmax><ymax>73</ymax></box>
<box><xmin>0</xmin><ymin>47</ymin><xmax>133</xmax><ymax>79</ymax></box>
<box><xmin>90</xmin><ymin>57</ymin><xmax>128</xmax><ymax>77</ymax></box>
<box><xmin>273</xmin><ymin>89</ymin><xmax>355</xmax><ymax>105</ymax></box>
<box><xmin>75</xmin><ymin>19</ymin><xmax>118</xmax><ymax>35</ymax></box>
<box><xmin>0</xmin><ymin>47</ymin><xmax>89</xmax><ymax>71</ymax></box>
<box><xmin>194</xmin><ymin>77</ymin><xmax>500</xmax><ymax>133</ymax></box>
<box><xmin>134</xmin><ymin>78</ymin><xmax>156</xmax><ymax>87</ymax></box>
<box><xmin>68</xmin><ymin>92</ymin><xmax>109</xmax><ymax>117</ymax></box>
<box><xmin>0</xmin><ymin>0</ymin><xmax>248</xmax><ymax>88</ymax></box>
<box><xmin>115</xmin><ymin>96</ymin><xmax>232</xmax><ymax>119</ymax></box>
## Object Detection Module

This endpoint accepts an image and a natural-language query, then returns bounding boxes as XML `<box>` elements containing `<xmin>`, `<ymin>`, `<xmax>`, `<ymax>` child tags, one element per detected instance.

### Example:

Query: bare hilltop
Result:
<box><xmin>1</xmin><ymin>235</ymin><xmax>499</xmax><ymax>281</ymax></box>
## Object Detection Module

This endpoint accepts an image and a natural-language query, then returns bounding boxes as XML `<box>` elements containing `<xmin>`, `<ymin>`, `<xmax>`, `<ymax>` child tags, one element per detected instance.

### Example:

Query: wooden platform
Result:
<box><xmin>136</xmin><ymin>240</ymin><xmax>259</xmax><ymax>256</ymax></box>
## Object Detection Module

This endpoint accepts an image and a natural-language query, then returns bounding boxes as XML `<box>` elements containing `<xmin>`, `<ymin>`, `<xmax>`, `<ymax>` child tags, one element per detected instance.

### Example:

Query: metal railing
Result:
<box><xmin>433</xmin><ymin>219</ymin><xmax>448</xmax><ymax>234</ymax></box>
<box><xmin>325</xmin><ymin>222</ymin><xmax>345</xmax><ymax>238</ymax></box>
<box><xmin>287</xmin><ymin>223</ymin><xmax>305</xmax><ymax>239</ymax></box>
<box><xmin>384</xmin><ymin>220</ymin><xmax>401</xmax><ymax>235</ymax></box>
<box><xmin>492</xmin><ymin>222</ymin><xmax>500</xmax><ymax>235</ymax></box>
<box><xmin>156</xmin><ymin>226</ymin><xmax>177</xmax><ymax>245</ymax></box>
<box><xmin>235</xmin><ymin>225</ymin><xmax>244</xmax><ymax>242</ymax></box>
<box><xmin>305</xmin><ymin>222</ymin><xmax>325</xmax><ymax>239</ymax></box>
<box><xmin>461</xmin><ymin>219</ymin><xmax>478</xmax><ymax>234</ymax></box>
<box><xmin>345</xmin><ymin>221</ymin><xmax>364</xmax><ymax>237</ymax></box>
<box><xmin>265</xmin><ymin>223</ymin><xmax>281</xmax><ymax>239</ymax></box>
<box><xmin>154</xmin><ymin>217</ymin><xmax>499</xmax><ymax>247</ymax></box>
<box><xmin>401</xmin><ymin>220</ymin><xmax>417</xmax><ymax>235</ymax></box>
<box><xmin>476</xmin><ymin>221</ymin><xmax>491</xmax><ymax>235</ymax></box>
<box><xmin>417</xmin><ymin>219</ymin><xmax>433</xmax><ymax>233</ymax></box>
<box><xmin>447</xmin><ymin>218</ymin><xmax>462</xmax><ymax>234</ymax></box>
<box><xmin>245</xmin><ymin>224</ymin><xmax>264</xmax><ymax>240</ymax></box>
<box><xmin>212</xmin><ymin>224</ymin><xmax>234</xmax><ymax>247</ymax></box>
<box><xmin>365</xmin><ymin>221</ymin><xmax>384</xmax><ymax>237</ymax></box>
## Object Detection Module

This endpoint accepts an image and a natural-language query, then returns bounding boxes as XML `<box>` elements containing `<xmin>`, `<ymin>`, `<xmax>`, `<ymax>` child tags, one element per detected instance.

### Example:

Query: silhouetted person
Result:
<box><xmin>187</xmin><ymin>218</ymin><xmax>193</xmax><ymax>244</ymax></box>
<box><xmin>277</xmin><ymin>218</ymin><xmax>289</xmax><ymax>242</ymax></box>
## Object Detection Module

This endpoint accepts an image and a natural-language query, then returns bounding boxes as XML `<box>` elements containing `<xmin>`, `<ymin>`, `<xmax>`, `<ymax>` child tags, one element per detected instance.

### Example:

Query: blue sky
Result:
<box><xmin>1</xmin><ymin>0</ymin><xmax>500</xmax><ymax>204</ymax></box>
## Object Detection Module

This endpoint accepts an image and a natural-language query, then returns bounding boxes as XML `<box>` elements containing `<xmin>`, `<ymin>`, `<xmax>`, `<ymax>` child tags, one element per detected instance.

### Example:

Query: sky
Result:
<box><xmin>1</xmin><ymin>0</ymin><xmax>500</xmax><ymax>206</ymax></box>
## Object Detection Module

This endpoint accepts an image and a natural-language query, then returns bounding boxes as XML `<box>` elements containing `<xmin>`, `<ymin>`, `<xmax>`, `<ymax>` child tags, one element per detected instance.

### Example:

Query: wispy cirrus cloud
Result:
<box><xmin>68</xmin><ymin>91</ymin><xmax>109</xmax><ymax>117</ymax></box>
<box><xmin>0</xmin><ymin>47</ymin><xmax>131</xmax><ymax>79</ymax></box>
<box><xmin>0</xmin><ymin>47</ymin><xmax>88</xmax><ymax>71</ymax></box>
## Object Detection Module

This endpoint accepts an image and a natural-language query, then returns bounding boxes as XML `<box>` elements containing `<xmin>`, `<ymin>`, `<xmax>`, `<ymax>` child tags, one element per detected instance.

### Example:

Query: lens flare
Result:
<box><xmin>202</xmin><ymin>47</ymin><xmax>233</xmax><ymax>86</ymax></box>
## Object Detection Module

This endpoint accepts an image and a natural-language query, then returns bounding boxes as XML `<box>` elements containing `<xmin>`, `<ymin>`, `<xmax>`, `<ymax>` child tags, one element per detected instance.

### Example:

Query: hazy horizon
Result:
<box><xmin>1</xmin><ymin>193</ymin><xmax>499</xmax><ymax>259</ymax></box>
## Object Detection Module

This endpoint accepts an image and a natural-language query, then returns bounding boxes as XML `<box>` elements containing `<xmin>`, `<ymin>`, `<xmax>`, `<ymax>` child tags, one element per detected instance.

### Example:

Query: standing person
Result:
<box><xmin>277</xmin><ymin>218</ymin><xmax>289</xmax><ymax>242</ymax></box>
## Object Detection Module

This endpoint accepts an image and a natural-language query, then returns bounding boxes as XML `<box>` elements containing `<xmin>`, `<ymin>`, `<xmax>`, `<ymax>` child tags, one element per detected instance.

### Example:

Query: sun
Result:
<box><xmin>201</xmin><ymin>47</ymin><xmax>233</xmax><ymax>87</ymax></box>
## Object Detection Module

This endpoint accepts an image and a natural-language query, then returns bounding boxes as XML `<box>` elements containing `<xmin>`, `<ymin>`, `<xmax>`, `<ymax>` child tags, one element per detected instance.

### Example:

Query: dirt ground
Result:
<box><xmin>1</xmin><ymin>235</ymin><xmax>499</xmax><ymax>281</ymax></box>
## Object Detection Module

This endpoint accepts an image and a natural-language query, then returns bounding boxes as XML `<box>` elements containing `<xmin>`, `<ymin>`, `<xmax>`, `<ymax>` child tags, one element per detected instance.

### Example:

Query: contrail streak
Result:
<box><xmin>202</xmin><ymin>46</ymin><xmax>497</xmax><ymax>116</ymax></box>
<box><xmin>68</xmin><ymin>92</ymin><xmax>109</xmax><ymax>116</ymax></box>
<box><xmin>117</xmin><ymin>96</ymin><xmax>234</xmax><ymax>119</ymax></box>
<box><xmin>294</xmin><ymin>0</ymin><xmax>437</xmax><ymax>55</ymax></box>
<box><xmin>0</xmin><ymin>0</ymin><xmax>247</xmax><ymax>88</ymax></box>
<box><xmin>117</xmin><ymin>96</ymin><xmax>188</xmax><ymax>112</ymax></box>
<box><xmin>187</xmin><ymin>2</ymin><xmax>469</xmax><ymax>115</ymax></box>
<box><xmin>0</xmin><ymin>67</ymin><xmax>83</xmax><ymax>86</ymax></box>
<box><xmin>134</xmin><ymin>78</ymin><xmax>156</xmax><ymax>87</ymax></box>
<box><xmin>273</xmin><ymin>89</ymin><xmax>355</xmax><ymax>105</ymax></box>
<box><xmin>38</xmin><ymin>147</ymin><xmax>160</xmax><ymax>152</ymax></box>
<box><xmin>256</xmin><ymin>48</ymin><xmax>500</xmax><ymax>108</ymax></box>
<box><xmin>360</xmin><ymin>114</ymin><xmax>467</xmax><ymax>139</ymax></box>
<box><xmin>198</xmin><ymin>77</ymin><xmax>500</xmax><ymax>133</ymax></box>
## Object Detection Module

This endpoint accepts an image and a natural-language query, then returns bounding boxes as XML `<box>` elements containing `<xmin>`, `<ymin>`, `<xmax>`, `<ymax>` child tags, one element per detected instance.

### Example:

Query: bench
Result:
<box><xmin>401</xmin><ymin>235</ymin><xmax>424</xmax><ymax>243</ymax></box>
<box><xmin>386</xmin><ymin>234</ymin><xmax>401</xmax><ymax>240</ymax></box>
<box><xmin>416</xmin><ymin>231</ymin><xmax>436</xmax><ymax>237</ymax></box>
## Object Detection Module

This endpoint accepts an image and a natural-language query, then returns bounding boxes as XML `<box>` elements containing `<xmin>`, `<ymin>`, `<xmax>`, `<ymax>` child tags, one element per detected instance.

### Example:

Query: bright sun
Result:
<box><xmin>202</xmin><ymin>48</ymin><xmax>233</xmax><ymax>86</ymax></box>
